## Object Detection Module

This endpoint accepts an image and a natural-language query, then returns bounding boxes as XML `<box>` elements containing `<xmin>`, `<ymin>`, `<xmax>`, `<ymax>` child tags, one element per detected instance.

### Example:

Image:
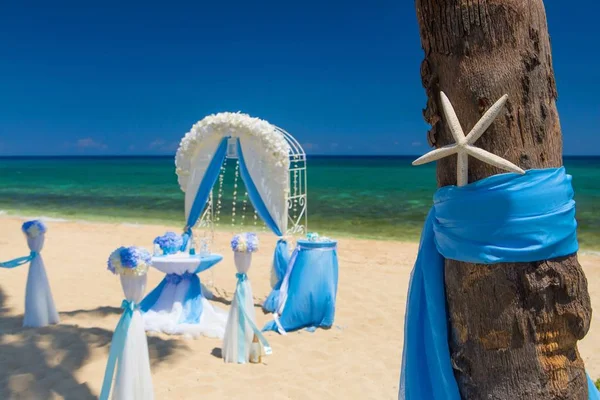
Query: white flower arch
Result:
<box><xmin>175</xmin><ymin>112</ymin><xmax>292</xmax><ymax>234</ymax></box>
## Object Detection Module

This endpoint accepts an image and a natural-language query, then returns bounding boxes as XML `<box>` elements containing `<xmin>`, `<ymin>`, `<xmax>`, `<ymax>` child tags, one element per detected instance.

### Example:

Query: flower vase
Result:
<box><xmin>234</xmin><ymin>252</ymin><xmax>252</xmax><ymax>274</ymax></box>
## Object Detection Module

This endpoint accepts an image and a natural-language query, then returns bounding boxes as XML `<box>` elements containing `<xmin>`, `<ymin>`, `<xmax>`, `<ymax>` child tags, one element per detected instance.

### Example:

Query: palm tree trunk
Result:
<box><xmin>415</xmin><ymin>0</ymin><xmax>593</xmax><ymax>398</ymax></box>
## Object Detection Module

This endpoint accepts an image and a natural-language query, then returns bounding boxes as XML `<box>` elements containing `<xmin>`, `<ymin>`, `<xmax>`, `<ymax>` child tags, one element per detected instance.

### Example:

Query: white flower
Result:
<box><xmin>175</xmin><ymin>112</ymin><xmax>291</xmax><ymax>192</ymax></box>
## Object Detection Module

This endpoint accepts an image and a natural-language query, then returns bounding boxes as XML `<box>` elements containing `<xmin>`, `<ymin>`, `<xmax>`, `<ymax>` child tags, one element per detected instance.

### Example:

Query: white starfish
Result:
<box><xmin>412</xmin><ymin>91</ymin><xmax>525</xmax><ymax>186</ymax></box>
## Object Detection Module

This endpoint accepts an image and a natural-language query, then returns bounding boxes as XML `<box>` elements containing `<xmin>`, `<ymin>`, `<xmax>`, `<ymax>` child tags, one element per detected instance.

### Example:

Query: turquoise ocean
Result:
<box><xmin>0</xmin><ymin>156</ymin><xmax>598</xmax><ymax>248</ymax></box>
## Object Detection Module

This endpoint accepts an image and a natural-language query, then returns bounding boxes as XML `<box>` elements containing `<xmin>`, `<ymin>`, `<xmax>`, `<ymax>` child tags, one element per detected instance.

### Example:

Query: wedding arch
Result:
<box><xmin>174</xmin><ymin>112</ymin><xmax>307</xmax><ymax>297</ymax></box>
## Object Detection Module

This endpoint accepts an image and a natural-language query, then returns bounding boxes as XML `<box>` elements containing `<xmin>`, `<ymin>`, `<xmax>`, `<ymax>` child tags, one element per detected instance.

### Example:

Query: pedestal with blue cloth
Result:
<box><xmin>399</xmin><ymin>167</ymin><xmax>600</xmax><ymax>400</ymax></box>
<box><xmin>140</xmin><ymin>253</ymin><xmax>228</xmax><ymax>338</ymax></box>
<box><xmin>263</xmin><ymin>239</ymin><xmax>339</xmax><ymax>334</ymax></box>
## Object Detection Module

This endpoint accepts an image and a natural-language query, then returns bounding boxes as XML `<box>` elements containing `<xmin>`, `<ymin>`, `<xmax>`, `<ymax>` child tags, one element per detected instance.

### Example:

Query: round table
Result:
<box><xmin>263</xmin><ymin>239</ymin><xmax>339</xmax><ymax>334</ymax></box>
<box><xmin>140</xmin><ymin>253</ymin><xmax>228</xmax><ymax>338</ymax></box>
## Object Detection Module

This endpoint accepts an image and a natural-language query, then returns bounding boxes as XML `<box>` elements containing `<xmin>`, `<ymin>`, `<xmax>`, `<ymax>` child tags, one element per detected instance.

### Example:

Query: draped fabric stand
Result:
<box><xmin>263</xmin><ymin>240</ymin><xmax>338</xmax><ymax>334</ymax></box>
<box><xmin>23</xmin><ymin>233</ymin><xmax>59</xmax><ymax>328</ymax></box>
<box><xmin>140</xmin><ymin>255</ymin><xmax>227</xmax><ymax>338</ymax></box>
<box><xmin>100</xmin><ymin>274</ymin><xmax>153</xmax><ymax>400</ymax></box>
<box><xmin>0</xmin><ymin>226</ymin><xmax>59</xmax><ymax>328</ymax></box>
<box><xmin>222</xmin><ymin>252</ymin><xmax>271</xmax><ymax>363</ymax></box>
<box><xmin>399</xmin><ymin>168</ymin><xmax>600</xmax><ymax>400</ymax></box>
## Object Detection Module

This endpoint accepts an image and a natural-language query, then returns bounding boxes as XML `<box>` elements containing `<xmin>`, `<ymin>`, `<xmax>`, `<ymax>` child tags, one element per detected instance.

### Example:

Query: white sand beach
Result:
<box><xmin>0</xmin><ymin>216</ymin><xmax>598</xmax><ymax>399</ymax></box>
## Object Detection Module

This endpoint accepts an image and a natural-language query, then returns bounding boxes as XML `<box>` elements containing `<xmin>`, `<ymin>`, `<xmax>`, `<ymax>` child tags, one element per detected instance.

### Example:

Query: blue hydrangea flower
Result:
<box><xmin>153</xmin><ymin>232</ymin><xmax>183</xmax><ymax>254</ymax></box>
<box><xmin>231</xmin><ymin>232</ymin><xmax>259</xmax><ymax>253</ymax></box>
<box><xmin>22</xmin><ymin>220</ymin><xmax>47</xmax><ymax>238</ymax></box>
<box><xmin>107</xmin><ymin>246</ymin><xmax>151</xmax><ymax>276</ymax></box>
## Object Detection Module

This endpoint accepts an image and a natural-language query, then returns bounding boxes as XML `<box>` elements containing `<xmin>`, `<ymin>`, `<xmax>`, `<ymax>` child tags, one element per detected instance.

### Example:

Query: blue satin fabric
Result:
<box><xmin>262</xmin><ymin>239</ymin><xmax>290</xmax><ymax>312</ymax></box>
<box><xmin>99</xmin><ymin>300</ymin><xmax>138</xmax><ymax>400</ymax></box>
<box><xmin>180</xmin><ymin>137</ymin><xmax>229</xmax><ymax>252</ymax></box>
<box><xmin>235</xmin><ymin>138</ymin><xmax>290</xmax><ymax>312</ymax></box>
<box><xmin>235</xmin><ymin>272</ymin><xmax>272</xmax><ymax>363</ymax></box>
<box><xmin>263</xmin><ymin>239</ymin><xmax>339</xmax><ymax>333</ymax></box>
<box><xmin>400</xmin><ymin>167</ymin><xmax>599</xmax><ymax>400</ymax></box>
<box><xmin>0</xmin><ymin>251</ymin><xmax>37</xmax><ymax>268</ymax></box>
<box><xmin>140</xmin><ymin>254</ymin><xmax>223</xmax><ymax>323</ymax></box>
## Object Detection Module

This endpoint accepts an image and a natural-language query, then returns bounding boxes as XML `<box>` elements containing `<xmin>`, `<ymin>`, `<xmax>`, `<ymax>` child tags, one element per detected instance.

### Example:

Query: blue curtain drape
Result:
<box><xmin>400</xmin><ymin>167</ymin><xmax>599</xmax><ymax>400</ymax></box>
<box><xmin>235</xmin><ymin>138</ymin><xmax>290</xmax><ymax>311</ymax></box>
<box><xmin>180</xmin><ymin>137</ymin><xmax>229</xmax><ymax>252</ymax></box>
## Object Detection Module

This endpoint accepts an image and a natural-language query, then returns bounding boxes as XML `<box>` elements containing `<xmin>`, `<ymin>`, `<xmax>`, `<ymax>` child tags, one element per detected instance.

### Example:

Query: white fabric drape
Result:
<box><xmin>113</xmin><ymin>274</ymin><xmax>154</xmax><ymax>400</ymax></box>
<box><xmin>184</xmin><ymin>135</ymin><xmax>223</xmax><ymax>220</ymax></box>
<box><xmin>238</xmin><ymin>136</ymin><xmax>289</xmax><ymax>235</ymax></box>
<box><xmin>23</xmin><ymin>234</ymin><xmax>59</xmax><ymax>328</ymax></box>
<box><xmin>142</xmin><ymin>279</ymin><xmax>228</xmax><ymax>338</ymax></box>
<box><xmin>222</xmin><ymin>252</ymin><xmax>262</xmax><ymax>363</ymax></box>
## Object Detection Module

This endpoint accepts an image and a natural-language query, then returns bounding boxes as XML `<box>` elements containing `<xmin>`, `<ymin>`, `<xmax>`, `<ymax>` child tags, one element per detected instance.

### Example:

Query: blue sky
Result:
<box><xmin>0</xmin><ymin>1</ymin><xmax>598</xmax><ymax>156</ymax></box>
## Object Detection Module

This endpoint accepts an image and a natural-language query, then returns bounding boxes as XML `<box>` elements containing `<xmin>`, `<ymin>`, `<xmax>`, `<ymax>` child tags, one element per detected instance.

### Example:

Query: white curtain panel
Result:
<box><xmin>222</xmin><ymin>252</ymin><xmax>261</xmax><ymax>363</ymax></box>
<box><xmin>23</xmin><ymin>233</ymin><xmax>59</xmax><ymax>328</ymax></box>
<box><xmin>184</xmin><ymin>134</ymin><xmax>224</xmax><ymax>220</ymax></box>
<box><xmin>238</xmin><ymin>136</ymin><xmax>289</xmax><ymax>235</ymax></box>
<box><xmin>113</xmin><ymin>274</ymin><xmax>154</xmax><ymax>400</ymax></box>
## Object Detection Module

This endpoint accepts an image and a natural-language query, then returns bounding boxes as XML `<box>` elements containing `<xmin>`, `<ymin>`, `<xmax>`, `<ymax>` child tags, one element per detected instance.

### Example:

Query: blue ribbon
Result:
<box><xmin>235</xmin><ymin>272</ymin><xmax>272</xmax><ymax>363</ymax></box>
<box><xmin>400</xmin><ymin>167</ymin><xmax>600</xmax><ymax>400</ymax></box>
<box><xmin>0</xmin><ymin>251</ymin><xmax>37</xmax><ymax>269</ymax></box>
<box><xmin>99</xmin><ymin>299</ymin><xmax>138</xmax><ymax>400</ymax></box>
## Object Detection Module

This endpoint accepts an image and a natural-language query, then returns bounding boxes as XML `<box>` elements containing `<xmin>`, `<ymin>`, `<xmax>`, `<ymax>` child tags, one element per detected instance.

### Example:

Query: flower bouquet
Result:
<box><xmin>230</xmin><ymin>232</ymin><xmax>259</xmax><ymax>275</ymax></box>
<box><xmin>153</xmin><ymin>232</ymin><xmax>183</xmax><ymax>255</ymax></box>
<box><xmin>22</xmin><ymin>220</ymin><xmax>47</xmax><ymax>239</ymax></box>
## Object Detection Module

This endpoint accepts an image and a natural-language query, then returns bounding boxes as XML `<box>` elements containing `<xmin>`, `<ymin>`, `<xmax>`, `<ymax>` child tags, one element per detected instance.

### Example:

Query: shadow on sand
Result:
<box><xmin>0</xmin><ymin>286</ymin><xmax>188</xmax><ymax>400</ymax></box>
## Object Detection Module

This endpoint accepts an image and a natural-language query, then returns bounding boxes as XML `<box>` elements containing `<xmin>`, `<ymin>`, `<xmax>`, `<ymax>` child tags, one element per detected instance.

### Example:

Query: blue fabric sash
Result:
<box><xmin>99</xmin><ymin>300</ymin><xmax>138</xmax><ymax>400</ymax></box>
<box><xmin>181</xmin><ymin>136</ymin><xmax>229</xmax><ymax>252</ymax></box>
<box><xmin>235</xmin><ymin>272</ymin><xmax>272</xmax><ymax>363</ymax></box>
<box><xmin>140</xmin><ymin>272</ymin><xmax>204</xmax><ymax>323</ymax></box>
<box><xmin>401</xmin><ymin>167</ymin><xmax>599</xmax><ymax>399</ymax></box>
<box><xmin>0</xmin><ymin>251</ymin><xmax>37</xmax><ymax>268</ymax></box>
<box><xmin>235</xmin><ymin>138</ymin><xmax>290</xmax><ymax>312</ymax></box>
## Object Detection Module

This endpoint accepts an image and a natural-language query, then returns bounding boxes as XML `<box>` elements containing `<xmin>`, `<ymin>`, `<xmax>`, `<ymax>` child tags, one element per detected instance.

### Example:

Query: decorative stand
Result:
<box><xmin>140</xmin><ymin>254</ymin><xmax>227</xmax><ymax>338</ymax></box>
<box><xmin>222</xmin><ymin>233</ymin><xmax>271</xmax><ymax>363</ymax></box>
<box><xmin>0</xmin><ymin>220</ymin><xmax>59</xmax><ymax>328</ymax></box>
<box><xmin>263</xmin><ymin>239</ymin><xmax>338</xmax><ymax>334</ymax></box>
<box><xmin>222</xmin><ymin>252</ymin><xmax>271</xmax><ymax>363</ymax></box>
<box><xmin>101</xmin><ymin>247</ymin><xmax>153</xmax><ymax>400</ymax></box>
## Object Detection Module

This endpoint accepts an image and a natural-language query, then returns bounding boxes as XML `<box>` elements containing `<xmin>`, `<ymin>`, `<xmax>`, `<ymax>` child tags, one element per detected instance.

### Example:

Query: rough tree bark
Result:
<box><xmin>415</xmin><ymin>1</ymin><xmax>593</xmax><ymax>399</ymax></box>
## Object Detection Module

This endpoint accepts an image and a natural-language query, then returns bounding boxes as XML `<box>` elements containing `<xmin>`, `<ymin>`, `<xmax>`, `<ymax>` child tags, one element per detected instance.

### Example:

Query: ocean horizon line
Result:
<box><xmin>1</xmin><ymin>154</ymin><xmax>600</xmax><ymax>159</ymax></box>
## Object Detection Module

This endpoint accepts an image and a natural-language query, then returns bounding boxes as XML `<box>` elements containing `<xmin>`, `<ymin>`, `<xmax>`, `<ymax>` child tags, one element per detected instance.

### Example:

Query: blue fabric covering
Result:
<box><xmin>235</xmin><ymin>138</ymin><xmax>290</xmax><ymax>311</ymax></box>
<box><xmin>400</xmin><ymin>167</ymin><xmax>599</xmax><ymax>400</ymax></box>
<box><xmin>180</xmin><ymin>137</ymin><xmax>229</xmax><ymax>252</ymax></box>
<box><xmin>262</xmin><ymin>239</ymin><xmax>290</xmax><ymax>312</ymax></box>
<box><xmin>99</xmin><ymin>300</ymin><xmax>138</xmax><ymax>400</ymax></box>
<box><xmin>139</xmin><ymin>254</ymin><xmax>223</xmax><ymax>323</ymax></box>
<box><xmin>263</xmin><ymin>239</ymin><xmax>338</xmax><ymax>333</ymax></box>
<box><xmin>0</xmin><ymin>251</ymin><xmax>37</xmax><ymax>268</ymax></box>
